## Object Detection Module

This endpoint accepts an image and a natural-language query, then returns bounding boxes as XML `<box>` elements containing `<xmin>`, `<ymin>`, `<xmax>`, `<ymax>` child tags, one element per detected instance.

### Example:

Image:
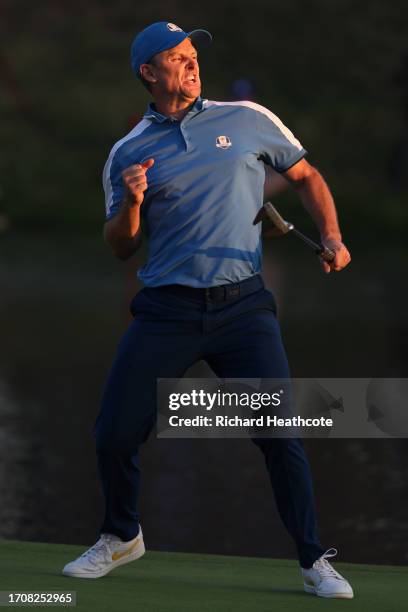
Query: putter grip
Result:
<box><xmin>318</xmin><ymin>246</ymin><xmax>336</xmax><ymax>263</ymax></box>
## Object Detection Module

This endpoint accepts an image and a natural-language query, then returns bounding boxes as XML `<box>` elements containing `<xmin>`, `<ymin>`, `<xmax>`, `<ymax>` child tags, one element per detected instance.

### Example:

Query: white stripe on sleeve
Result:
<box><xmin>204</xmin><ymin>99</ymin><xmax>302</xmax><ymax>150</ymax></box>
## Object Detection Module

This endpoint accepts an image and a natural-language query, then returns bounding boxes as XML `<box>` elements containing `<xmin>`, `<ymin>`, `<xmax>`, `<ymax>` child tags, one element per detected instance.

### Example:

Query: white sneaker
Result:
<box><xmin>301</xmin><ymin>548</ymin><xmax>354</xmax><ymax>599</ymax></box>
<box><xmin>62</xmin><ymin>527</ymin><xmax>145</xmax><ymax>579</ymax></box>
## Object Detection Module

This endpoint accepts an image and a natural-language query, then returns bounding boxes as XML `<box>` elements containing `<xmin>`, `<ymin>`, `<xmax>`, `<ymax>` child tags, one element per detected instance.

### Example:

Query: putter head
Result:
<box><xmin>253</xmin><ymin>202</ymin><xmax>293</xmax><ymax>234</ymax></box>
<box><xmin>253</xmin><ymin>206</ymin><xmax>267</xmax><ymax>225</ymax></box>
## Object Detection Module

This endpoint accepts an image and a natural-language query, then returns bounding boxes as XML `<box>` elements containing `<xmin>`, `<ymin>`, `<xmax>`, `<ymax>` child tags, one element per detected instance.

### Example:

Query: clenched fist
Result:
<box><xmin>122</xmin><ymin>158</ymin><xmax>155</xmax><ymax>207</ymax></box>
<box><xmin>319</xmin><ymin>237</ymin><xmax>351</xmax><ymax>273</ymax></box>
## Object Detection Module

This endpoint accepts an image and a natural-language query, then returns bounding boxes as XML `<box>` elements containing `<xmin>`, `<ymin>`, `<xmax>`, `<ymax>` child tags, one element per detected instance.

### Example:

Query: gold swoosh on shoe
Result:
<box><xmin>111</xmin><ymin>538</ymin><xmax>140</xmax><ymax>561</ymax></box>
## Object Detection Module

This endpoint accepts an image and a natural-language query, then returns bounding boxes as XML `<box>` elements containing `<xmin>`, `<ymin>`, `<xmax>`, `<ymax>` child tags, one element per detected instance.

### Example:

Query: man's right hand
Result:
<box><xmin>122</xmin><ymin>158</ymin><xmax>155</xmax><ymax>207</ymax></box>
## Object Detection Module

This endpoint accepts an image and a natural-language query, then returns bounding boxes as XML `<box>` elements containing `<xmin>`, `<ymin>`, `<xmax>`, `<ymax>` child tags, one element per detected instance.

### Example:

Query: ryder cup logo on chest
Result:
<box><xmin>215</xmin><ymin>135</ymin><xmax>232</xmax><ymax>149</ymax></box>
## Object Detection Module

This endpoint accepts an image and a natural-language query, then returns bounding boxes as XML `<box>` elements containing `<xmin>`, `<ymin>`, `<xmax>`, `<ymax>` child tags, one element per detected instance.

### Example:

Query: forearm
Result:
<box><xmin>104</xmin><ymin>197</ymin><xmax>143</xmax><ymax>260</ymax></box>
<box><xmin>292</xmin><ymin>168</ymin><xmax>342</xmax><ymax>241</ymax></box>
<box><xmin>279</xmin><ymin>159</ymin><xmax>349</xmax><ymax>272</ymax></box>
<box><xmin>103</xmin><ymin>158</ymin><xmax>154</xmax><ymax>260</ymax></box>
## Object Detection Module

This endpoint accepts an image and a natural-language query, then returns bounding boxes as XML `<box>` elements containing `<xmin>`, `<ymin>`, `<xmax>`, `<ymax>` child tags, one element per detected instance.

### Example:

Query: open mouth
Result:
<box><xmin>184</xmin><ymin>75</ymin><xmax>198</xmax><ymax>84</ymax></box>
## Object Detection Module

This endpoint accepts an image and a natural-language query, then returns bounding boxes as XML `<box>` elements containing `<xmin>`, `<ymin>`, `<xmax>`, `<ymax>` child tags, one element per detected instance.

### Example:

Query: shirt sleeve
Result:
<box><xmin>251</xmin><ymin>102</ymin><xmax>306</xmax><ymax>172</ymax></box>
<box><xmin>102</xmin><ymin>149</ymin><xmax>125</xmax><ymax>221</ymax></box>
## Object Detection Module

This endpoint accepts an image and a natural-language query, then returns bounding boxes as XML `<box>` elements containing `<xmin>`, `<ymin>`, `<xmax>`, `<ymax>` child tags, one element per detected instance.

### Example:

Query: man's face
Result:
<box><xmin>145</xmin><ymin>38</ymin><xmax>201</xmax><ymax>101</ymax></box>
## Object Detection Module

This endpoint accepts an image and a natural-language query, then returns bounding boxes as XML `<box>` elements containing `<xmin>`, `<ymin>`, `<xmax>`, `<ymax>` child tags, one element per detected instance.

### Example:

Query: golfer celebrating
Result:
<box><xmin>63</xmin><ymin>22</ymin><xmax>353</xmax><ymax>599</ymax></box>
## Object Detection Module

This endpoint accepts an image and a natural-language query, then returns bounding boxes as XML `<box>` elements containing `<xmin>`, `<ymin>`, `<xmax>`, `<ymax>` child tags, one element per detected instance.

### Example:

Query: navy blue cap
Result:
<box><xmin>131</xmin><ymin>21</ymin><xmax>212</xmax><ymax>78</ymax></box>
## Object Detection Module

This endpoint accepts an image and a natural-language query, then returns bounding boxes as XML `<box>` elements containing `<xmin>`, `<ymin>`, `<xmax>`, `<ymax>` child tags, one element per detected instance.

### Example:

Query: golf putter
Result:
<box><xmin>253</xmin><ymin>202</ymin><xmax>335</xmax><ymax>263</ymax></box>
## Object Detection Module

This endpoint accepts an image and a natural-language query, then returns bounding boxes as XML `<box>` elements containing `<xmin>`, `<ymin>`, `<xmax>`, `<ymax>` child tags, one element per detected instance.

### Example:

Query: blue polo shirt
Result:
<box><xmin>103</xmin><ymin>97</ymin><xmax>306</xmax><ymax>287</ymax></box>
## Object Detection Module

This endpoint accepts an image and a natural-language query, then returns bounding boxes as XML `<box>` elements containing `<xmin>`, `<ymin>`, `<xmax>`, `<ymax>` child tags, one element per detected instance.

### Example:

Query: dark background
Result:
<box><xmin>1</xmin><ymin>0</ymin><xmax>407</xmax><ymax>565</ymax></box>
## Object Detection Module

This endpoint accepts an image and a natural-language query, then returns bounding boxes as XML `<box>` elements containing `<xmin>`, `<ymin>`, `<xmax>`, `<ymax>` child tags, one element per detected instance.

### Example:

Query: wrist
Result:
<box><xmin>124</xmin><ymin>193</ymin><xmax>143</xmax><ymax>209</ymax></box>
<box><xmin>320</xmin><ymin>231</ymin><xmax>342</xmax><ymax>243</ymax></box>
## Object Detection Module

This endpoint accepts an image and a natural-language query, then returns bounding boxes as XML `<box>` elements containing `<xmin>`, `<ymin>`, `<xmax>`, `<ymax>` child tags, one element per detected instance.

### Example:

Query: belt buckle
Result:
<box><xmin>206</xmin><ymin>284</ymin><xmax>240</xmax><ymax>302</ymax></box>
<box><xmin>228</xmin><ymin>285</ymin><xmax>240</xmax><ymax>299</ymax></box>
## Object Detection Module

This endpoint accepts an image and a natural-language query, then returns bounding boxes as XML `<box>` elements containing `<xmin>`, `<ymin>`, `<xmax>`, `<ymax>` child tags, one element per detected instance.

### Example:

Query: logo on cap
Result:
<box><xmin>167</xmin><ymin>23</ymin><xmax>182</xmax><ymax>32</ymax></box>
<box><xmin>216</xmin><ymin>135</ymin><xmax>232</xmax><ymax>149</ymax></box>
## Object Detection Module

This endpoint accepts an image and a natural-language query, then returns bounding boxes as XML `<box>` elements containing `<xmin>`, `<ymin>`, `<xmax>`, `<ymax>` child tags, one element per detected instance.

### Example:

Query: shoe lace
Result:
<box><xmin>80</xmin><ymin>534</ymin><xmax>117</xmax><ymax>565</ymax></box>
<box><xmin>313</xmin><ymin>548</ymin><xmax>343</xmax><ymax>580</ymax></box>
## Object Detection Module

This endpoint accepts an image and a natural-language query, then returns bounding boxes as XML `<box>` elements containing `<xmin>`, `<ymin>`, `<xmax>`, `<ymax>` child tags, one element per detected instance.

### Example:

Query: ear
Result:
<box><xmin>140</xmin><ymin>63</ymin><xmax>157</xmax><ymax>84</ymax></box>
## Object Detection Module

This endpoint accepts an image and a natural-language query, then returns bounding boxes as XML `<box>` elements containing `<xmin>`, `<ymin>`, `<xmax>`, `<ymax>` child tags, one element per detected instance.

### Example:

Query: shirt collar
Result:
<box><xmin>144</xmin><ymin>96</ymin><xmax>206</xmax><ymax>123</ymax></box>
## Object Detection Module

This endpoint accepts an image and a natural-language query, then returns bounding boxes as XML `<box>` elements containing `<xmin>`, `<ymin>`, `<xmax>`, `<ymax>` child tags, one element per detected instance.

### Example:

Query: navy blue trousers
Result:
<box><xmin>93</xmin><ymin>277</ymin><xmax>325</xmax><ymax>568</ymax></box>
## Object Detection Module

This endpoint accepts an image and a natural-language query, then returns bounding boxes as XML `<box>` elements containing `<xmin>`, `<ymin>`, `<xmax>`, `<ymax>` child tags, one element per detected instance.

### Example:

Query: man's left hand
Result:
<box><xmin>320</xmin><ymin>238</ymin><xmax>351</xmax><ymax>273</ymax></box>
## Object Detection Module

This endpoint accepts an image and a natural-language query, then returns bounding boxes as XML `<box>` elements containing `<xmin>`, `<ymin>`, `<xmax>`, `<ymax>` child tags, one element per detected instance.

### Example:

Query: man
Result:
<box><xmin>63</xmin><ymin>22</ymin><xmax>353</xmax><ymax>599</ymax></box>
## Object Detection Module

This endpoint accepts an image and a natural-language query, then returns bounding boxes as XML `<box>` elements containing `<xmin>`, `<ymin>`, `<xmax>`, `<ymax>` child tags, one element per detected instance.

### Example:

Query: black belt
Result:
<box><xmin>155</xmin><ymin>275</ymin><xmax>264</xmax><ymax>302</ymax></box>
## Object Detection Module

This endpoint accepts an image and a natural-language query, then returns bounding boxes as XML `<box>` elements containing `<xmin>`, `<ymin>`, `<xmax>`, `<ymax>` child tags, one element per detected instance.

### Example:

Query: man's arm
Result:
<box><xmin>282</xmin><ymin>158</ymin><xmax>351</xmax><ymax>273</ymax></box>
<box><xmin>104</xmin><ymin>158</ymin><xmax>154</xmax><ymax>260</ymax></box>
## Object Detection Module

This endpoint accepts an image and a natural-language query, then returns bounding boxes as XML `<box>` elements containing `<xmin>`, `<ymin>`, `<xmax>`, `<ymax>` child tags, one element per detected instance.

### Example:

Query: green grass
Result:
<box><xmin>0</xmin><ymin>539</ymin><xmax>407</xmax><ymax>611</ymax></box>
